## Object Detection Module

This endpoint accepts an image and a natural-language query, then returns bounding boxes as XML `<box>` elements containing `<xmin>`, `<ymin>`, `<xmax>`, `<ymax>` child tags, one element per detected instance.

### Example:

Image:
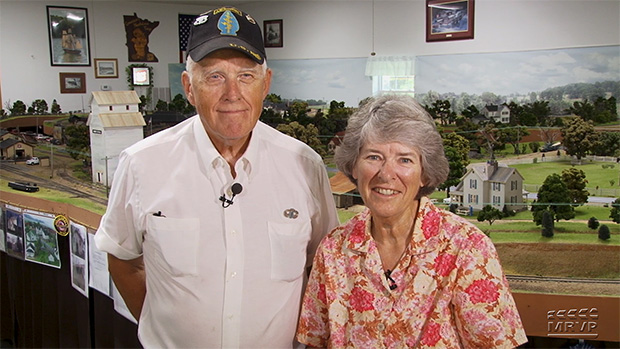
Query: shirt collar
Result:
<box><xmin>193</xmin><ymin>116</ymin><xmax>262</xmax><ymax>181</ymax></box>
<box><xmin>345</xmin><ymin>197</ymin><xmax>439</xmax><ymax>256</ymax></box>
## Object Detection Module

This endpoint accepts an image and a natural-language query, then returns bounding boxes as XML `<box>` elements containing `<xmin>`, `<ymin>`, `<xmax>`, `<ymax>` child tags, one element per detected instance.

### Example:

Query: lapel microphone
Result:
<box><xmin>219</xmin><ymin>183</ymin><xmax>243</xmax><ymax>208</ymax></box>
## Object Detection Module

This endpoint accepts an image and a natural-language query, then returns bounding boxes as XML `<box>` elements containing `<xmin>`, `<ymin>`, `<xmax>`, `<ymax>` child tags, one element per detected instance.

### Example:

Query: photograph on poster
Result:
<box><xmin>5</xmin><ymin>208</ymin><xmax>24</xmax><ymax>260</ymax></box>
<box><xmin>23</xmin><ymin>211</ymin><xmax>61</xmax><ymax>269</ymax></box>
<box><xmin>0</xmin><ymin>208</ymin><xmax>5</xmax><ymax>253</ymax></box>
<box><xmin>70</xmin><ymin>222</ymin><xmax>89</xmax><ymax>297</ymax></box>
<box><xmin>88</xmin><ymin>233</ymin><xmax>112</xmax><ymax>296</ymax></box>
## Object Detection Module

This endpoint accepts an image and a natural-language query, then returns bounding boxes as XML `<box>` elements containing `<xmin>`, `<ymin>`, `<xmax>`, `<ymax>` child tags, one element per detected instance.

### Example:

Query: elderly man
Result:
<box><xmin>95</xmin><ymin>7</ymin><xmax>338</xmax><ymax>348</ymax></box>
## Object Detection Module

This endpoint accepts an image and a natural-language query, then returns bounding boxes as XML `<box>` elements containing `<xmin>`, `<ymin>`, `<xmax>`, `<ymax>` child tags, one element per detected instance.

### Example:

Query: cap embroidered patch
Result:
<box><xmin>193</xmin><ymin>14</ymin><xmax>208</xmax><ymax>26</ymax></box>
<box><xmin>186</xmin><ymin>6</ymin><xmax>266</xmax><ymax>64</ymax></box>
<box><xmin>217</xmin><ymin>10</ymin><xmax>239</xmax><ymax>36</ymax></box>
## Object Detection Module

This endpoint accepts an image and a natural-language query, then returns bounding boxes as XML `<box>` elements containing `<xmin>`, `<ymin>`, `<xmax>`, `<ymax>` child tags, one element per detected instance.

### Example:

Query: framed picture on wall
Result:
<box><xmin>426</xmin><ymin>0</ymin><xmax>474</xmax><ymax>42</ymax></box>
<box><xmin>264</xmin><ymin>20</ymin><xmax>283</xmax><ymax>48</ymax></box>
<box><xmin>94</xmin><ymin>58</ymin><xmax>118</xmax><ymax>78</ymax></box>
<box><xmin>132</xmin><ymin>66</ymin><xmax>151</xmax><ymax>86</ymax></box>
<box><xmin>59</xmin><ymin>72</ymin><xmax>86</xmax><ymax>94</ymax></box>
<box><xmin>46</xmin><ymin>6</ymin><xmax>91</xmax><ymax>66</ymax></box>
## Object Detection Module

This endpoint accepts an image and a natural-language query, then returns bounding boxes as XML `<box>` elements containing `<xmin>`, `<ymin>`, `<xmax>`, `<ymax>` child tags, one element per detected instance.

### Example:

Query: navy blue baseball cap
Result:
<box><xmin>187</xmin><ymin>7</ymin><xmax>266</xmax><ymax>64</ymax></box>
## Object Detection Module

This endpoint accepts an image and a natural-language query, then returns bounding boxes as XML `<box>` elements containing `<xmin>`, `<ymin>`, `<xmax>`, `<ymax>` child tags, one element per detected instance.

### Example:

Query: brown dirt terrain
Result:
<box><xmin>496</xmin><ymin>243</ymin><xmax>620</xmax><ymax>296</ymax></box>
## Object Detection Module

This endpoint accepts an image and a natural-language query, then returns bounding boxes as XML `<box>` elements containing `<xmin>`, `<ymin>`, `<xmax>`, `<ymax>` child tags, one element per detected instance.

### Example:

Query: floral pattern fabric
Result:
<box><xmin>296</xmin><ymin>197</ymin><xmax>527</xmax><ymax>348</ymax></box>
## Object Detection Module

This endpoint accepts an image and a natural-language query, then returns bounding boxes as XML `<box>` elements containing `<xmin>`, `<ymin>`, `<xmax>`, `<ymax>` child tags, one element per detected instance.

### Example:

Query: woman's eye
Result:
<box><xmin>367</xmin><ymin>155</ymin><xmax>380</xmax><ymax>160</ymax></box>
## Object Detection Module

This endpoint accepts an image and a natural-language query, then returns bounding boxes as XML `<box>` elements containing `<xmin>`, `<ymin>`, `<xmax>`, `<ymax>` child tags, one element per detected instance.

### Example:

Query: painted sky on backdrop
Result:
<box><xmin>415</xmin><ymin>45</ymin><xmax>620</xmax><ymax>96</ymax></box>
<box><xmin>268</xmin><ymin>58</ymin><xmax>372</xmax><ymax>107</ymax></box>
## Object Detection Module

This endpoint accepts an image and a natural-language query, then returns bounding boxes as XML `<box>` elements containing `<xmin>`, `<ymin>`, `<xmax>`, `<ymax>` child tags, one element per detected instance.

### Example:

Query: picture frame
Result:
<box><xmin>426</xmin><ymin>0</ymin><xmax>474</xmax><ymax>42</ymax></box>
<box><xmin>47</xmin><ymin>6</ymin><xmax>91</xmax><ymax>66</ymax></box>
<box><xmin>94</xmin><ymin>58</ymin><xmax>118</xmax><ymax>78</ymax></box>
<box><xmin>131</xmin><ymin>66</ymin><xmax>151</xmax><ymax>86</ymax></box>
<box><xmin>59</xmin><ymin>72</ymin><xmax>86</xmax><ymax>94</ymax></box>
<box><xmin>264</xmin><ymin>20</ymin><xmax>283</xmax><ymax>48</ymax></box>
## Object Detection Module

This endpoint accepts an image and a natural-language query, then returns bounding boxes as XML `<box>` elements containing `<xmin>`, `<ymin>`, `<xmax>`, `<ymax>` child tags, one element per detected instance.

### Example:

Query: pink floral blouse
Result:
<box><xmin>296</xmin><ymin>197</ymin><xmax>527</xmax><ymax>348</ymax></box>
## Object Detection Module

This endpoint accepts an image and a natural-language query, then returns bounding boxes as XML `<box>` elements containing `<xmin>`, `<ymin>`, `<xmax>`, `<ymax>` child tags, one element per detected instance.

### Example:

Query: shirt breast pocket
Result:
<box><xmin>268</xmin><ymin>220</ymin><xmax>311</xmax><ymax>282</ymax></box>
<box><xmin>147</xmin><ymin>216</ymin><xmax>199</xmax><ymax>277</ymax></box>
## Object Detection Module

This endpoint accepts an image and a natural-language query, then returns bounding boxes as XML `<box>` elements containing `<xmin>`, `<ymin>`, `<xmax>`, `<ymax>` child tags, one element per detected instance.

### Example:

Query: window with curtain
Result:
<box><xmin>365</xmin><ymin>56</ymin><xmax>416</xmax><ymax>97</ymax></box>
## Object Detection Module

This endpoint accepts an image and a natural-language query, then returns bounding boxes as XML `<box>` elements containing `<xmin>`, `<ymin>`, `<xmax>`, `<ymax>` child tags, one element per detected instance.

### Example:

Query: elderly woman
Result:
<box><xmin>296</xmin><ymin>95</ymin><xmax>527</xmax><ymax>348</ymax></box>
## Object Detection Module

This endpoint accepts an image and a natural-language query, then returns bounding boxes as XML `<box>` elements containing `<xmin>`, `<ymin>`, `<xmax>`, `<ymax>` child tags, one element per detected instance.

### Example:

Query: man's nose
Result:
<box><xmin>222</xmin><ymin>80</ymin><xmax>241</xmax><ymax>101</ymax></box>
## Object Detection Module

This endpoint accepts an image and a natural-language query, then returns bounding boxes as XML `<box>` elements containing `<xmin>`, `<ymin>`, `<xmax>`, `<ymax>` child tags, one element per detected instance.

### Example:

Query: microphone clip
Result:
<box><xmin>220</xmin><ymin>183</ymin><xmax>243</xmax><ymax>208</ymax></box>
<box><xmin>219</xmin><ymin>195</ymin><xmax>234</xmax><ymax>208</ymax></box>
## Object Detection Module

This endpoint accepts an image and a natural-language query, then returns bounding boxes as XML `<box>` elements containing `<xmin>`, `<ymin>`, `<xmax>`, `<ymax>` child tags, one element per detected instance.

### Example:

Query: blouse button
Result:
<box><xmin>377</xmin><ymin>323</ymin><xmax>386</xmax><ymax>331</ymax></box>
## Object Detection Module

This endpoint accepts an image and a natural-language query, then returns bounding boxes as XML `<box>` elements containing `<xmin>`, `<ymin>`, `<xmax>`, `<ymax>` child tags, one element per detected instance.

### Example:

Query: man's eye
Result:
<box><xmin>239</xmin><ymin>73</ymin><xmax>256</xmax><ymax>82</ymax></box>
<box><xmin>205</xmin><ymin>73</ymin><xmax>223</xmax><ymax>83</ymax></box>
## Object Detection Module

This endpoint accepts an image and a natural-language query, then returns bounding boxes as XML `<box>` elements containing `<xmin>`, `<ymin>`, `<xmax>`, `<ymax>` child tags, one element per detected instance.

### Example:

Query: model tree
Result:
<box><xmin>276</xmin><ymin>122</ymin><xmax>325</xmax><ymax>157</ymax></box>
<box><xmin>477</xmin><ymin>205</ymin><xmax>504</xmax><ymax>226</ymax></box>
<box><xmin>598</xmin><ymin>225</ymin><xmax>610</xmax><ymax>241</ymax></box>
<box><xmin>10</xmin><ymin>100</ymin><xmax>27</xmax><ymax>115</ymax></box>
<box><xmin>532</xmin><ymin>173</ymin><xmax>575</xmax><ymax>225</ymax></box>
<box><xmin>65</xmin><ymin>124</ymin><xmax>90</xmax><ymax>161</ymax></box>
<box><xmin>561</xmin><ymin>116</ymin><xmax>596</xmax><ymax>162</ymax></box>
<box><xmin>587</xmin><ymin>217</ymin><xmax>600</xmax><ymax>230</ymax></box>
<box><xmin>541</xmin><ymin>210</ymin><xmax>554</xmax><ymax>238</ymax></box>
<box><xmin>440</xmin><ymin>132</ymin><xmax>470</xmax><ymax>197</ymax></box>
<box><xmin>51</xmin><ymin>99</ymin><xmax>62</xmax><ymax>114</ymax></box>
<box><xmin>610</xmin><ymin>198</ymin><xmax>620</xmax><ymax>224</ymax></box>
<box><xmin>561</xmin><ymin>167</ymin><xmax>590</xmax><ymax>205</ymax></box>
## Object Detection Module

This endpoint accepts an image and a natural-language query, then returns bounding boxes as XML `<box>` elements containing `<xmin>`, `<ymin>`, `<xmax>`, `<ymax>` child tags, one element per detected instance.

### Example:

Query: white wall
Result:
<box><xmin>1</xmin><ymin>0</ymin><xmax>618</xmax><ymax>113</ymax></box>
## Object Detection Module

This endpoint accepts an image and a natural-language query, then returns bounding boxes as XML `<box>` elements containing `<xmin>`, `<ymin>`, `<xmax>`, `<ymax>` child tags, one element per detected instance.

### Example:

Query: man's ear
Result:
<box><xmin>182</xmin><ymin>71</ymin><xmax>195</xmax><ymax>106</ymax></box>
<box><xmin>262</xmin><ymin>68</ymin><xmax>273</xmax><ymax>99</ymax></box>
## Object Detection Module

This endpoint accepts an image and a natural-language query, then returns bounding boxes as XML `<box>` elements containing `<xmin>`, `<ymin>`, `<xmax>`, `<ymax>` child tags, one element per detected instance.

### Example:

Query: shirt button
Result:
<box><xmin>377</xmin><ymin>323</ymin><xmax>386</xmax><ymax>331</ymax></box>
<box><xmin>230</xmin><ymin>230</ymin><xmax>237</xmax><ymax>235</ymax></box>
<box><xmin>230</xmin><ymin>272</ymin><xmax>237</xmax><ymax>278</ymax></box>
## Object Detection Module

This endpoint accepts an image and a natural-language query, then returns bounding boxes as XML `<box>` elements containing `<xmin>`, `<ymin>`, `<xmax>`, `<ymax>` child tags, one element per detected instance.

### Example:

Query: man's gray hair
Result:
<box><xmin>185</xmin><ymin>54</ymin><xmax>268</xmax><ymax>78</ymax></box>
<box><xmin>334</xmin><ymin>94</ymin><xmax>449</xmax><ymax>198</ymax></box>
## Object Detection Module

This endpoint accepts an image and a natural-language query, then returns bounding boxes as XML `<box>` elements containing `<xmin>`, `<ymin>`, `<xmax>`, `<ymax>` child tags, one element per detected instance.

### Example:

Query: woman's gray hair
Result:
<box><xmin>335</xmin><ymin>94</ymin><xmax>449</xmax><ymax>198</ymax></box>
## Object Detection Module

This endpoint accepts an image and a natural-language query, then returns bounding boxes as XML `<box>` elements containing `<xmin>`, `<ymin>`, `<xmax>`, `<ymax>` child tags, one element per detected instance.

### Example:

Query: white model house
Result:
<box><xmin>87</xmin><ymin>91</ymin><xmax>145</xmax><ymax>187</ymax></box>
<box><xmin>449</xmin><ymin>160</ymin><xmax>526</xmax><ymax>212</ymax></box>
<box><xmin>482</xmin><ymin>104</ymin><xmax>511</xmax><ymax>124</ymax></box>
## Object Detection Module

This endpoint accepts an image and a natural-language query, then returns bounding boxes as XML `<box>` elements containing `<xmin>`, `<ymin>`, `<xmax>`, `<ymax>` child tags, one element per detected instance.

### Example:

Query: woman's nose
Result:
<box><xmin>377</xmin><ymin>160</ymin><xmax>396</xmax><ymax>180</ymax></box>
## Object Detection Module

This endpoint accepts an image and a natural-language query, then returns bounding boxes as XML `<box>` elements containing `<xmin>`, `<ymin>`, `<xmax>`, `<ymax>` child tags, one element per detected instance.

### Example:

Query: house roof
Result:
<box><xmin>91</xmin><ymin>90</ymin><xmax>141</xmax><ymax>105</ymax></box>
<box><xmin>329</xmin><ymin>171</ymin><xmax>356</xmax><ymax>194</ymax></box>
<box><xmin>467</xmin><ymin>162</ymin><xmax>523</xmax><ymax>183</ymax></box>
<box><xmin>99</xmin><ymin>113</ymin><xmax>146</xmax><ymax>127</ymax></box>
<box><xmin>329</xmin><ymin>131</ymin><xmax>346</xmax><ymax>146</ymax></box>
<box><xmin>0</xmin><ymin>138</ymin><xmax>31</xmax><ymax>150</ymax></box>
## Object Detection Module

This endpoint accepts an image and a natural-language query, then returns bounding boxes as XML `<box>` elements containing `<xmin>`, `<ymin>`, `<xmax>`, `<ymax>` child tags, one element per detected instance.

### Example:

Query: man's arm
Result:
<box><xmin>108</xmin><ymin>254</ymin><xmax>146</xmax><ymax>321</ymax></box>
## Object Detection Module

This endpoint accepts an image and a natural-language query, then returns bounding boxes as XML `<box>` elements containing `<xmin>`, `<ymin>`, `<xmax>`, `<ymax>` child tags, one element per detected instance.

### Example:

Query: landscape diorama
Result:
<box><xmin>1</xmin><ymin>43</ymin><xmax>619</xmax><ymax>318</ymax></box>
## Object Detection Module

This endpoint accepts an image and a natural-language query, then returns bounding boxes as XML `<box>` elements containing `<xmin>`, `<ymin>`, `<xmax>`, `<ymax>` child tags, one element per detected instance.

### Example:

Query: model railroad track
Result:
<box><xmin>1</xmin><ymin>162</ymin><xmax>108</xmax><ymax>207</ymax></box>
<box><xmin>507</xmin><ymin>274</ymin><xmax>620</xmax><ymax>285</ymax></box>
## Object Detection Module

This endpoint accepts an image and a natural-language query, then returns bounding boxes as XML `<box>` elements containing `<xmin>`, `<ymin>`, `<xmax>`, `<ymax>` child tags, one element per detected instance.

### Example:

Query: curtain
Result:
<box><xmin>365</xmin><ymin>56</ymin><xmax>416</xmax><ymax>76</ymax></box>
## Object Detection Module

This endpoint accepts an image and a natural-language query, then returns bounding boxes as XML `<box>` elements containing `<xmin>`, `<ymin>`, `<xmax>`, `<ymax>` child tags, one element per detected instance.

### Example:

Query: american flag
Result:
<box><xmin>179</xmin><ymin>14</ymin><xmax>197</xmax><ymax>63</ymax></box>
